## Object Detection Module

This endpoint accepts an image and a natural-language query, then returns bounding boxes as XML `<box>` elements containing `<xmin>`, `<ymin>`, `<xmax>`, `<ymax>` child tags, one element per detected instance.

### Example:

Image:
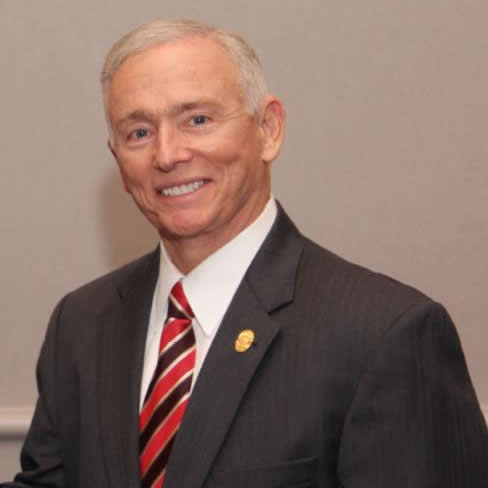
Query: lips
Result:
<box><xmin>156</xmin><ymin>179</ymin><xmax>209</xmax><ymax>197</ymax></box>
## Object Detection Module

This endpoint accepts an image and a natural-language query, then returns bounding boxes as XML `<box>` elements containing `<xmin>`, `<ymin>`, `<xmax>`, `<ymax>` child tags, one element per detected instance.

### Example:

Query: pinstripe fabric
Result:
<box><xmin>139</xmin><ymin>281</ymin><xmax>196</xmax><ymax>488</ymax></box>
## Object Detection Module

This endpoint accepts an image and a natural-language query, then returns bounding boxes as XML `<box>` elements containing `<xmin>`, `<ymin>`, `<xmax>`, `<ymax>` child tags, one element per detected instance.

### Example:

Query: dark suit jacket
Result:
<box><xmin>4</xmin><ymin>207</ymin><xmax>488</xmax><ymax>487</ymax></box>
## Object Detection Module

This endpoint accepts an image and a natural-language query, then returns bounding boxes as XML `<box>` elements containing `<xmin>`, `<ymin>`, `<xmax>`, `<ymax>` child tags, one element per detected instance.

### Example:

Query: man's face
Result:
<box><xmin>107</xmin><ymin>37</ymin><xmax>281</xmax><ymax>260</ymax></box>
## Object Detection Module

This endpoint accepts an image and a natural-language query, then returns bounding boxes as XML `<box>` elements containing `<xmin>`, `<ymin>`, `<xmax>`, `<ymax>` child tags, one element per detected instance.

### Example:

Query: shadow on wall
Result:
<box><xmin>98</xmin><ymin>166</ymin><xmax>158</xmax><ymax>270</ymax></box>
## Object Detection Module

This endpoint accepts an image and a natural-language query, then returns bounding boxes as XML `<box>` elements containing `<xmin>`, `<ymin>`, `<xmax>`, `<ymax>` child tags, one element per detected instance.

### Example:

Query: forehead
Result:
<box><xmin>107</xmin><ymin>37</ymin><xmax>243</xmax><ymax>118</ymax></box>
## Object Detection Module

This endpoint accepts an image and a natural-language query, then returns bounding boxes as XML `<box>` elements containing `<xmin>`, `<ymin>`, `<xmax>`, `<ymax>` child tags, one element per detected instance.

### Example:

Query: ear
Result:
<box><xmin>107</xmin><ymin>138</ymin><xmax>117</xmax><ymax>159</ymax></box>
<box><xmin>259</xmin><ymin>96</ymin><xmax>286</xmax><ymax>163</ymax></box>
<box><xmin>107</xmin><ymin>139</ymin><xmax>130</xmax><ymax>193</ymax></box>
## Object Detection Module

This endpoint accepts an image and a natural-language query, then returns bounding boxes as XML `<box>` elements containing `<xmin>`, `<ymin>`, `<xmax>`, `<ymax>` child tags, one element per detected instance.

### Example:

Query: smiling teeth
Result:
<box><xmin>162</xmin><ymin>180</ymin><xmax>205</xmax><ymax>197</ymax></box>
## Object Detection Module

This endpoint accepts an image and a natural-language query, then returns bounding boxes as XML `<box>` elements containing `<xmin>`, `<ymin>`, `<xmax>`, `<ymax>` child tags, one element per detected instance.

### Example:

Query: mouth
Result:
<box><xmin>156</xmin><ymin>179</ymin><xmax>209</xmax><ymax>197</ymax></box>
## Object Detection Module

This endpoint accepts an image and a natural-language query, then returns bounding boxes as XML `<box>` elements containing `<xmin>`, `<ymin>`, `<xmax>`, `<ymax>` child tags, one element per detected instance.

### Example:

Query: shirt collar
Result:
<box><xmin>157</xmin><ymin>198</ymin><xmax>277</xmax><ymax>337</ymax></box>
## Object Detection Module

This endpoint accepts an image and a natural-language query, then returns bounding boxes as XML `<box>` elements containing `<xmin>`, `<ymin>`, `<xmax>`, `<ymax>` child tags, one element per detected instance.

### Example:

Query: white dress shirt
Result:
<box><xmin>139</xmin><ymin>198</ymin><xmax>278</xmax><ymax>409</ymax></box>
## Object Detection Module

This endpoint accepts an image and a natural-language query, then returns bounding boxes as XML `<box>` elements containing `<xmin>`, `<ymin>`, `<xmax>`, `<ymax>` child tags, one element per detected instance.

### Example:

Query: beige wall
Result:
<box><xmin>1</xmin><ymin>0</ymin><xmax>487</xmax><ymax>477</ymax></box>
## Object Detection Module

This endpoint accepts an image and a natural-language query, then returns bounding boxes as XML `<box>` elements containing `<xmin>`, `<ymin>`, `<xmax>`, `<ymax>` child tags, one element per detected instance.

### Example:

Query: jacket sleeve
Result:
<box><xmin>337</xmin><ymin>301</ymin><xmax>488</xmax><ymax>487</ymax></box>
<box><xmin>1</xmin><ymin>298</ymin><xmax>67</xmax><ymax>487</ymax></box>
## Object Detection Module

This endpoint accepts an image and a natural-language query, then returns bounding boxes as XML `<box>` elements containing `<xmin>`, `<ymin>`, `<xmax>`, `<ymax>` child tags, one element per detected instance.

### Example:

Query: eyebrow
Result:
<box><xmin>169</xmin><ymin>99</ymin><xmax>222</xmax><ymax>116</ymax></box>
<box><xmin>116</xmin><ymin>99</ymin><xmax>223</xmax><ymax>129</ymax></box>
<box><xmin>115</xmin><ymin>109</ymin><xmax>155</xmax><ymax>131</ymax></box>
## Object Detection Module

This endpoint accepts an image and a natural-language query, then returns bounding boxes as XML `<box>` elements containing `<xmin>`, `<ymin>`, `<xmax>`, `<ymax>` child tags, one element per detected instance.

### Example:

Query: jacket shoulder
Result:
<box><xmin>298</xmin><ymin>237</ymin><xmax>434</xmax><ymax>332</ymax></box>
<box><xmin>60</xmin><ymin>247</ymin><xmax>159</xmax><ymax>314</ymax></box>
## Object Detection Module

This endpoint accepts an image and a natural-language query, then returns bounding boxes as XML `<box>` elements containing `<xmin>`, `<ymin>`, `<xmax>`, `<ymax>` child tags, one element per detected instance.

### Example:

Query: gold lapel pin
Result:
<box><xmin>235</xmin><ymin>329</ymin><xmax>255</xmax><ymax>352</ymax></box>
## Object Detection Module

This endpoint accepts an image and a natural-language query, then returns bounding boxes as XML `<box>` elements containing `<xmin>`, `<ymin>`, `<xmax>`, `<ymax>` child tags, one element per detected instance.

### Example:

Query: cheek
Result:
<box><xmin>212</xmin><ymin>141</ymin><xmax>264</xmax><ymax>185</ymax></box>
<box><xmin>117</xmin><ymin>164</ymin><xmax>153</xmax><ymax>204</ymax></box>
<box><xmin>117</xmin><ymin>155</ymin><xmax>148</xmax><ymax>184</ymax></box>
<box><xmin>118</xmin><ymin>170</ymin><xmax>130</xmax><ymax>193</ymax></box>
<box><xmin>199</xmin><ymin>138</ymin><xmax>241</xmax><ymax>163</ymax></box>
<box><xmin>117</xmin><ymin>165</ymin><xmax>136</xmax><ymax>192</ymax></box>
<box><xmin>198</xmin><ymin>125</ymin><xmax>256</xmax><ymax>163</ymax></box>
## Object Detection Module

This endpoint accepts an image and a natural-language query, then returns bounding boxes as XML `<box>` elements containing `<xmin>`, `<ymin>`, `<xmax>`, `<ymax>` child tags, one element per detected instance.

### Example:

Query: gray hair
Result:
<box><xmin>101</xmin><ymin>17</ymin><xmax>269</xmax><ymax>115</ymax></box>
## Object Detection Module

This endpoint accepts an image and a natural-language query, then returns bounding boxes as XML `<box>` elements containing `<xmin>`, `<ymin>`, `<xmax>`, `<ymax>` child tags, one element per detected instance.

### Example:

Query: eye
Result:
<box><xmin>133</xmin><ymin>128</ymin><xmax>149</xmax><ymax>139</ymax></box>
<box><xmin>190</xmin><ymin>115</ymin><xmax>208</xmax><ymax>126</ymax></box>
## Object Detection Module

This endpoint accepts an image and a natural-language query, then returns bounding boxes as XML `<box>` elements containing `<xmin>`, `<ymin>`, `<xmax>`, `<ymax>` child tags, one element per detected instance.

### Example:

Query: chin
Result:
<box><xmin>156</xmin><ymin>218</ymin><xmax>211</xmax><ymax>241</ymax></box>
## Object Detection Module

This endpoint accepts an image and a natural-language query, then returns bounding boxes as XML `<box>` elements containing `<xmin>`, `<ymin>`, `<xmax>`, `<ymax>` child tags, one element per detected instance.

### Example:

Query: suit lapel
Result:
<box><xmin>164</xmin><ymin>207</ymin><xmax>305</xmax><ymax>488</ymax></box>
<box><xmin>96</xmin><ymin>249</ymin><xmax>159</xmax><ymax>488</ymax></box>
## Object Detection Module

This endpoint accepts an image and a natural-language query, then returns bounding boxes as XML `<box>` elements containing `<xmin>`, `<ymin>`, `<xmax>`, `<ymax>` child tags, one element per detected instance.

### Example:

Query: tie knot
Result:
<box><xmin>168</xmin><ymin>281</ymin><xmax>194</xmax><ymax>320</ymax></box>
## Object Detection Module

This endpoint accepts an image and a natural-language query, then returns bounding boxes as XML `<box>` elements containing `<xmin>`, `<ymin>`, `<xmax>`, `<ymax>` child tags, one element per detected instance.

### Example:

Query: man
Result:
<box><xmin>3</xmin><ymin>17</ymin><xmax>488</xmax><ymax>488</ymax></box>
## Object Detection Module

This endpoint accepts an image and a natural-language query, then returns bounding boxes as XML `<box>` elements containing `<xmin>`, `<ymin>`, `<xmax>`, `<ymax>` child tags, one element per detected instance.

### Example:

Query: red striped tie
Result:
<box><xmin>139</xmin><ymin>281</ymin><xmax>196</xmax><ymax>488</ymax></box>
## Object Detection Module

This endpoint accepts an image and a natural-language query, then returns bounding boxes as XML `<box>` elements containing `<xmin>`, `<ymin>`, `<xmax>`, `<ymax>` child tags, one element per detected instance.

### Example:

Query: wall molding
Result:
<box><xmin>1</xmin><ymin>404</ymin><xmax>488</xmax><ymax>439</ymax></box>
<box><xmin>0</xmin><ymin>407</ymin><xmax>35</xmax><ymax>438</ymax></box>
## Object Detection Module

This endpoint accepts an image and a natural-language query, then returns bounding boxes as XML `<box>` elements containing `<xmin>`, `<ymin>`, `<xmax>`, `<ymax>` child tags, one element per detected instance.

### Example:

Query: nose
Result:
<box><xmin>153</xmin><ymin>124</ymin><xmax>192</xmax><ymax>171</ymax></box>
